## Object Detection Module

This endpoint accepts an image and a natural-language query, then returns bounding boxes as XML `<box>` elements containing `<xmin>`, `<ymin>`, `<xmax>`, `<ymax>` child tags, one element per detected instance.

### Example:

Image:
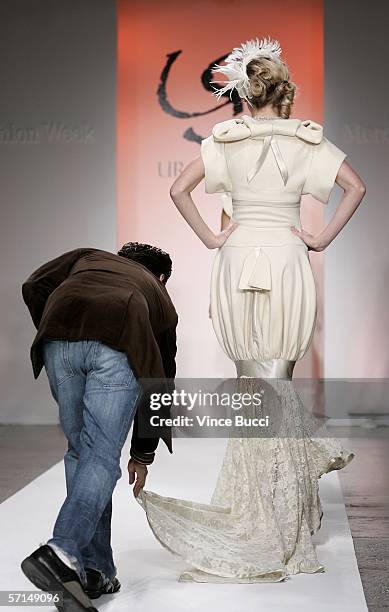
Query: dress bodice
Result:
<box><xmin>200</xmin><ymin>114</ymin><xmax>347</xmax><ymax>218</ymax></box>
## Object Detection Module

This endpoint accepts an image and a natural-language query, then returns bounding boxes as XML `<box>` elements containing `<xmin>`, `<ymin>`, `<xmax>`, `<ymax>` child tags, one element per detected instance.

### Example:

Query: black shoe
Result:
<box><xmin>21</xmin><ymin>544</ymin><xmax>98</xmax><ymax>612</ymax></box>
<box><xmin>84</xmin><ymin>568</ymin><xmax>121</xmax><ymax>599</ymax></box>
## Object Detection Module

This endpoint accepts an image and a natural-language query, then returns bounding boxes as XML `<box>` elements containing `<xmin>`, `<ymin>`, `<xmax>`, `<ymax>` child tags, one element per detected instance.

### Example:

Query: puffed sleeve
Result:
<box><xmin>302</xmin><ymin>137</ymin><xmax>347</xmax><ymax>204</ymax></box>
<box><xmin>220</xmin><ymin>193</ymin><xmax>233</xmax><ymax>217</ymax></box>
<box><xmin>200</xmin><ymin>135</ymin><xmax>232</xmax><ymax>195</ymax></box>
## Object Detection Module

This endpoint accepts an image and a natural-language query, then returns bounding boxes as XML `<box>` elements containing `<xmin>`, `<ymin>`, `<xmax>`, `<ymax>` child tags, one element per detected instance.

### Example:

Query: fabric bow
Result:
<box><xmin>238</xmin><ymin>248</ymin><xmax>272</xmax><ymax>291</ymax></box>
<box><xmin>212</xmin><ymin>115</ymin><xmax>323</xmax><ymax>185</ymax></box>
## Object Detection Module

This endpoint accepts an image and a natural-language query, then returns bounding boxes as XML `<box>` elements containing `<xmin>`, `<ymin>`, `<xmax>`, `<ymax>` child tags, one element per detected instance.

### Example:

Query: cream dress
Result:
<box><xmin>137</xmin><ymin>115</ymin><xmax>355</xmax><ymax>582</ymax></box>
<box><xmin>207</xmin><ymin>114</ymin><xmax>345</xmax><ymax>364</ymax></box>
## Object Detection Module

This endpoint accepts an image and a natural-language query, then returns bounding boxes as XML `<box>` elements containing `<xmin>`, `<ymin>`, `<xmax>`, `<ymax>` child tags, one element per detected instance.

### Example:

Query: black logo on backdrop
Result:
<box><xmin>157</xmin><ymin>50</ymin><xmax>242</xmax><ymax>144</ymax></box>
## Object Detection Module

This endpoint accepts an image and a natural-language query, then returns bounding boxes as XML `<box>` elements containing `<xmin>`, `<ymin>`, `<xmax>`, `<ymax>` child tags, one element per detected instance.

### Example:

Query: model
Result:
<box><xmin>137</xmin><ymin>37</ymin><xmax>366</xmax><ymax>582</ymax></box>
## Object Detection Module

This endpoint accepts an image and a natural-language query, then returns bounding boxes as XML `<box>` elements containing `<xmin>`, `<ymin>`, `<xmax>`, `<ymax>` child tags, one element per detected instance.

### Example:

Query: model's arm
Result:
<box><xmin>170</xmin><ymin>157</ymin><xmax>238</xmax><ymax>249</ymax></box>
<box><xmin>292</xmin><ymin>160</ymin><xmax>366</xmax><ymax>251</ymax></box>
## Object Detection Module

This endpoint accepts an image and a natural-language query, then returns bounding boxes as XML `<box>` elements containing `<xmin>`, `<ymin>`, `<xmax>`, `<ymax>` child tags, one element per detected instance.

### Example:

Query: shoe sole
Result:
<box><xmin>21</xmin><ymin>557</ymin><xmax>97</xmax><ymax>612</ymax></box>
<box><xmin>86</xmin><ymin>582</ymin><xmax>121</xmax><ymax>600</ymax></box>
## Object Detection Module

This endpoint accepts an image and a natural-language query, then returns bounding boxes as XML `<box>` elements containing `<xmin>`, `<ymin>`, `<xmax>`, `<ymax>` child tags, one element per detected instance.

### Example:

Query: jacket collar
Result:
<box><xmin>212</xmin><ymin>114</ymin><xmax>323</xmax><ymax>144</ymax></box>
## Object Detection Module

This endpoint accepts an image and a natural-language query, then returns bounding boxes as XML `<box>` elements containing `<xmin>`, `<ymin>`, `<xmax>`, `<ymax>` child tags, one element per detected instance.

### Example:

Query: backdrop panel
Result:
<box><xmin>118</xmin><ymin>0</ymin><xmax>325</xmax><ymax>378</ymax></box>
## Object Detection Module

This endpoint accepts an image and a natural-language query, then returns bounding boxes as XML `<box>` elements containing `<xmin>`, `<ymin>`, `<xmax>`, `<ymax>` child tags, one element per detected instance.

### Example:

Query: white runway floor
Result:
<box><xmin>1</xmin><ymin>437</ymin><xmax>367</xmax><ymax>612</ymax></box>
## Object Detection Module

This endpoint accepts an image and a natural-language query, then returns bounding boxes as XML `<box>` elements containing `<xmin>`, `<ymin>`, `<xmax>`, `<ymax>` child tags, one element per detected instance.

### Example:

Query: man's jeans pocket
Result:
<box><xmin>91</xmin><ymin>342</ymin><xmax>136</xmax><ymax>389</ymax></box>
<box><xmin>42</xmin><ymin>339</ymin><xmax>75</xmax><ymax>390</ymax></box>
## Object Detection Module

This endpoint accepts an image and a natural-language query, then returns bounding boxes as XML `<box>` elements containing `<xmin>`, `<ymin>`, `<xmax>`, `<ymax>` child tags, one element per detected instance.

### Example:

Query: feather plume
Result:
<box><xmin>211</xmin><ymin>36</ymin><xmax>283</xmax><ymax>102</ymax></box>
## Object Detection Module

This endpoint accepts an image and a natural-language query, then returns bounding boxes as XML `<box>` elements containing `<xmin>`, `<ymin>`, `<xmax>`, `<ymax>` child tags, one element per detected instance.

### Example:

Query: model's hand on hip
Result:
<box><xmin>290</xmin><ymin>226</ymin><xmax>326</xmax><ymax>252</ymax></box>
<box><xmin>128</xmin><ymin>459</ymin><xmax>148</xmax><ymax>497</ymax></box>
<box><xmin>207</xmin><ymin>222</ymin><xmax>239</xmax><ymax>249</ymax></box>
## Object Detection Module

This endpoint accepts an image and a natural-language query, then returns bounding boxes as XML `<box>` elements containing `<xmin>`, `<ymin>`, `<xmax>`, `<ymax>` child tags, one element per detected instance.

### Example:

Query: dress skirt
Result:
<box><xmin>210</xmin><ymin>223</ymin><xmax>317</xmax><ymax>363</ymax></box>
<box><xmin>137</xmin><ymin>375</ymin><xmax>354</xmax><ymax>583</ymax></box>
<box><xmin>136</xmin><ymin>200</ymin><xmax>355</xmax><ymax>583</ymax></box>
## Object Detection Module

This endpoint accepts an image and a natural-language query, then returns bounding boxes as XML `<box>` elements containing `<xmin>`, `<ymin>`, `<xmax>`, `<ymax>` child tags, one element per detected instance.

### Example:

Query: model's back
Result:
<box><xmin>199</xmin><ymin>112</ymin><xmax>348</xmax><ymax>365</ymax></box>
<box><xmin>201</xmin><ymin>114</ymin><xmax>347</xmax><ymax>211</ymax></box>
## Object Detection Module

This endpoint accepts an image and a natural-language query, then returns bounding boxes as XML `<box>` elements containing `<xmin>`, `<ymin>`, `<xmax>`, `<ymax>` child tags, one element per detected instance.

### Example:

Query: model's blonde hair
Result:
<box><xmin>246</xmin><ymin>57</ymin><xmax>298</xmax><ymax>118</ymax></box>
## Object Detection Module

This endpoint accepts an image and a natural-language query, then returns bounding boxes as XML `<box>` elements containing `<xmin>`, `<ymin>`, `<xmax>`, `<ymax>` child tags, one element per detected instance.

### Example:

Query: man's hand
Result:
<box><xmin>128</xmin><ymin>458</ymin><xmax>148</xmax><ymax>497</ymax></box>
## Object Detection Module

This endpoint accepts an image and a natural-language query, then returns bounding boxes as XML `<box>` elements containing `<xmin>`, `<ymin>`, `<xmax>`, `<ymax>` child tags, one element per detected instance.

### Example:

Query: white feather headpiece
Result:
<box><xmin>211</xmin><ymin>36</ymin><xmax>283</xmax><ymax>104</ymax></box>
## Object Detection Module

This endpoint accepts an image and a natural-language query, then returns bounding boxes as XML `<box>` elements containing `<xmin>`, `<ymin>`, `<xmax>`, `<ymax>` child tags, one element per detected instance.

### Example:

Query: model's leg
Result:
<box><xmin>46</xmin><ymin>340</ymin><xmax>141</xmax><ymax>585</ymax></box>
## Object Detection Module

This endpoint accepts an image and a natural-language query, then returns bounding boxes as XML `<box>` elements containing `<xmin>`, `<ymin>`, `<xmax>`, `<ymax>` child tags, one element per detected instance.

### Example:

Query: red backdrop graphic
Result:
<box><xmin>117</xmin><ymin>0</ymin><xmax>325</xmax><ymax>380</ymax></box>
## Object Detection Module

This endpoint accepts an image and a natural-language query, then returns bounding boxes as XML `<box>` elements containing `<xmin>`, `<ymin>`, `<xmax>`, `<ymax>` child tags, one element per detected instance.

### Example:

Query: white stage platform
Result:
<box><xmin>0</xmin><ymin>438</ymin><xmax>367</xmax><ymax>611</ymax></box>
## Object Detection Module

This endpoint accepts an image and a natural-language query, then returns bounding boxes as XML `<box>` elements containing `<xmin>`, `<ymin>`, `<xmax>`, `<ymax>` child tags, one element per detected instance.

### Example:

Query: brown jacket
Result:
<box><xmin>22</xmin><ymin>248</ymin><xmax>178</xmax><ymax>463</ymax></box>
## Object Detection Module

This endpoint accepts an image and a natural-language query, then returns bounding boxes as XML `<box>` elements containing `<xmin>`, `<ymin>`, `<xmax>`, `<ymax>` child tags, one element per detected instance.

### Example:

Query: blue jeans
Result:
<box><xmin>42</xmin><ymin>339</ymin><xmax>141</xmax><ymax>585</ymax></box>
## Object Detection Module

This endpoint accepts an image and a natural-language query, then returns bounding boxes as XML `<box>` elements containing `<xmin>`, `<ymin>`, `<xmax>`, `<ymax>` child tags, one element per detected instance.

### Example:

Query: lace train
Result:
<box><xmin>137</xmin><ymin>378</ymin><xmax>355</xmax><ymax>583</ymax></box>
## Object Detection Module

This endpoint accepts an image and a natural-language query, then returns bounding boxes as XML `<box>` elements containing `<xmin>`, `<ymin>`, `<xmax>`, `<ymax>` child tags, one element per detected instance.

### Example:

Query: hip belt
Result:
<box><xmin>222</xmin><ymin>199</ymin><xmax>308</xmax><ymax>292</ymax></box>
<box><xmin>230</xmin><ymin>198</ymin><xmax>301</xmax><ymax>229</ymax></box>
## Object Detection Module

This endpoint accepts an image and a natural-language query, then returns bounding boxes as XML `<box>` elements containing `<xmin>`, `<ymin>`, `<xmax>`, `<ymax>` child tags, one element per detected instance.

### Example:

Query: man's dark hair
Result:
<box><xmin>117</xmin><ymin>242</ymin><xmax>172</xmax><ymax>281</ymax></box>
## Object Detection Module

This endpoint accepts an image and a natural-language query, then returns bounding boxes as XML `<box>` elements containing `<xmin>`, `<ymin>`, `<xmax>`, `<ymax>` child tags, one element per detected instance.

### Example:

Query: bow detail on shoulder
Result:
<box><xmin>212</xmin><ymin>115</ymin><xmax>323</xmax><ymax>185</ymax></box>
